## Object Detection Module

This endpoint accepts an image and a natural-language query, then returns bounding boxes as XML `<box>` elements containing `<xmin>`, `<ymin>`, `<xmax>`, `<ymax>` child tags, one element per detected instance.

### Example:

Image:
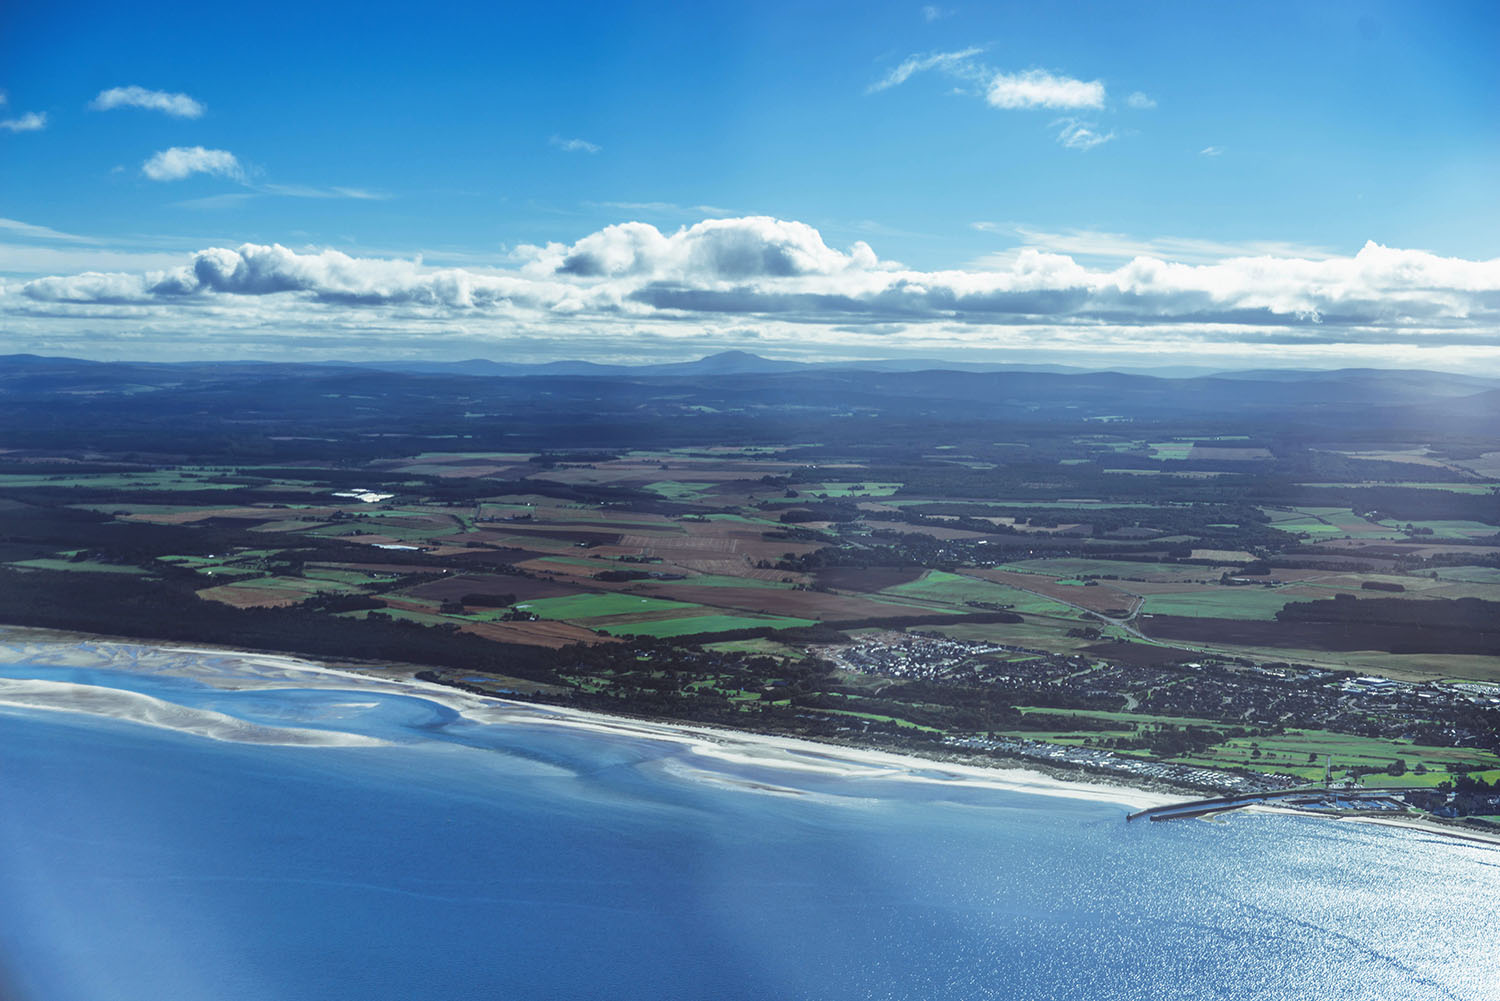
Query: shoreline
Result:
<box><xmin>0</xmin><ymin>623</ymin><xmax>1175</xmax><ymax>810</ymax></box>
<box><xmin>3</xmin><ymin>622</ymin><xmax>1499</xmax><ymax>847</ymax></box>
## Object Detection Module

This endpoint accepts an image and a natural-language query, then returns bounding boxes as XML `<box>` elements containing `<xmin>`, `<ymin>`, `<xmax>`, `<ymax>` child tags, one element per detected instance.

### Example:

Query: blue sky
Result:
<box><xmin>2</xmin><ymin>0</ymin><xmax>1498</xmax><ymax>369</ymax></box>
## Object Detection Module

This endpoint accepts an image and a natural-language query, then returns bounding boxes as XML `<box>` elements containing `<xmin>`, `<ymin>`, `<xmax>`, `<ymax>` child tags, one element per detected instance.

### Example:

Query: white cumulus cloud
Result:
<box><xmin>91</xmin><ymin>86</ymin><xmax>205</xmax><ymax>118</ymax></box>
<box><xmin>987</xmin><ymin>70</ymin><xmax>1105</xmax><ymax>110</ymax></box>
<box><xmin>1</xmin><ymin>112</ymin><xmax>47</xmax><ymax>133</ymax></box>
<box><xmin>10</xmin><ymin>217</ymin><xmax>1500</xmax><ymax>371</ymax></box>
<box><xmin>526</xmin><ymin>217</ymin><xmax>879</xmax><ymax>280</ymax></box>
<box><xmin>142</xmin><ymin>147</ymin><xmax>244</xmax><ymax>182</ymax></box>
<box><xmin>1126</xmin><ymin>91</ymin><xmax>1156</xmax><ymax>109</ymax></box>
<box><xmin>870</xmin><ymin>54</ymin><xmax>1121</xmax><ymax>149</ymax></box>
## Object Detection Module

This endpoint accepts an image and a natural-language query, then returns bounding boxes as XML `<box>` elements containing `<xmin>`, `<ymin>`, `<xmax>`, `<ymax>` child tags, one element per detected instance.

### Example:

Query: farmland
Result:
<box><xmin>1</xmin><ymin>355</ymin><xmax>1497</xmax><ymax>821</ymax></box>
<box><xmin>3</xmin><ymin>431</ymin><xmax>1495</xmax><ymax>670</ymax></box>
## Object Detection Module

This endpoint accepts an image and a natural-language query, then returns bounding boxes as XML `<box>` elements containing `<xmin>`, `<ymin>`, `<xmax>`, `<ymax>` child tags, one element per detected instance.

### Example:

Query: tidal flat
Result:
<box><xmin>0</xmin><ymin>632</ymin><xmax>1496</xmax><ymax>1001</ymax></box>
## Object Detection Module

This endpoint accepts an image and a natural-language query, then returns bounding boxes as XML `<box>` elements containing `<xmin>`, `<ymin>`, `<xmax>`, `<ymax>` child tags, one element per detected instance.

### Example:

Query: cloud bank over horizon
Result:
<box><xmin>5</xmin><ymin>215</ymin><xmax>1500</xmax><ymax>370</ymax></box>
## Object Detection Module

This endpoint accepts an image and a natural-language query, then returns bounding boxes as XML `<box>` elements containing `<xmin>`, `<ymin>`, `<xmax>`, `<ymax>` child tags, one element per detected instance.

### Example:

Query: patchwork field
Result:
<box><xmin>599</xmin><ymin>613</ymin><xmax>818</xmax><ymax>638</ymax></box>
<box><xmin>878</xmin><ymin>570</ymin><xmax>1083</xmax><ymax>617</ymax></box>
<box><xmin>5</xmin><ymin>357</ymin><xmax>1499</xmax><ymax>829</ymax></box>
<box><xmin>516</xmin><ymin>593</ymin><xmax>697</xmax><ymax>620</ymax></box>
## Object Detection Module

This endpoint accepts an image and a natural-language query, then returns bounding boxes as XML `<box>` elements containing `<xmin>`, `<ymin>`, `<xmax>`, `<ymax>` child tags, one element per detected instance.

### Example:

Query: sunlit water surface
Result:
<box><xmin>0</xmin><ymin>641</ymin><xmax>1495</xmax><ymax>1001</ymax></box>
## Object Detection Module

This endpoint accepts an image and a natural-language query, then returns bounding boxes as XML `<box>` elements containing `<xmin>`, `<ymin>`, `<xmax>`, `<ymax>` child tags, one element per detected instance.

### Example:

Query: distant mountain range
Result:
<box><xmin>331</xmin><ymin>350</ymin><xmax>1224</xmax><ymax>380</ymax></box>
<box><xmin>4</xmin><ymin>351</ymin><xmax>1498</xmax><ymax>404</ymax></box>
<box><xmin>3</xmin><ymin>352</ymin><xmax>1498</xmax><ymax>443</ymax></box>
<box><xmin>315</xmin><ymin>349</ymin><xmax>1500</xmax><ymax>388</ymax></box>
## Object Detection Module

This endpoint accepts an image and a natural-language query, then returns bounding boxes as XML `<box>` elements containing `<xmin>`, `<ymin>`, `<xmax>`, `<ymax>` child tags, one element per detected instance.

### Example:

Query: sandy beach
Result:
<box><xmin>5</xmin><ymin>624</ymin><xmax>1499</xmax><ymax>849</ymax></box>
<box><xmin>0</xmin><ymin>625</ymin><xmax>1176</xmax><ymax>811</ymax></box>
<box><xmin>0</xmin><ymin>675</ymin><xmax>387</xmax><ymax>747</ymax></box>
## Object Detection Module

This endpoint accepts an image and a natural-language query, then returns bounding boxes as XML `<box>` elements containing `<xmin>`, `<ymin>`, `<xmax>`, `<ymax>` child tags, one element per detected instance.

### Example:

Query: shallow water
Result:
<box><xmin>0</xmin><ymin>642</ymin><xmax>1496</xmax><ymax>1001</ymax></box>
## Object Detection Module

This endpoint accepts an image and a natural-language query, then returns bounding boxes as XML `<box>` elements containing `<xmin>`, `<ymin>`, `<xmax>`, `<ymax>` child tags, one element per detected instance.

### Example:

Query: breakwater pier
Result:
<box><xmin>1128</xmin><ymin>788</ymin><xmax>1406</xmax><ymax>822</ymax></box>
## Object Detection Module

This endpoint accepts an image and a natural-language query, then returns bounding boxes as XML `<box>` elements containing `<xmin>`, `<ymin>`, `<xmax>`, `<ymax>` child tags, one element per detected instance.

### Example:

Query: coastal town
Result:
<box><xmin>812</xmin><ymin>633</ymin><xmax>1500</xmax><ymax>817</ymax></box>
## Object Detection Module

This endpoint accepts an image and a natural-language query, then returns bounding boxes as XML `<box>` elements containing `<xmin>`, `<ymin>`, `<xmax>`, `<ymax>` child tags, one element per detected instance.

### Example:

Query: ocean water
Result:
<box><xmin>0</xmin><ymin>642</ymin><xmax>1496</xmax><ymax>1001</ymax></box>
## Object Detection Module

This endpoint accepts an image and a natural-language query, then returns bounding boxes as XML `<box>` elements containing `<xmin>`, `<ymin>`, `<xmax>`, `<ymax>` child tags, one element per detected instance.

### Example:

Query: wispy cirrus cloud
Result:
<box><xmin>586</xmin><ymin>200</ymin><xmax>739</xmax><ymax>218</ymax></box>
<box><xmin>1126</xmin><ymin>91</ymin><xmax>1157</xmax><ymax>110</ymax></box>
<box><xmin>971</xmin><ymin>222</ymin><xmax>1336</xmax><ymax>265</ymax></box>
<box><xmin>1052</xmin><ymin>118</ymin><xmax>1114</xmax><ymax>151</ymax></box>
<box><xmin>0</xmin><ymin>218</ymin><xmax>101</xmax><ymax>244</ymax></box>
<box><xmin>90</xmin><ymin>86</ymin><xmax>205</xmax><ymax>118</ymax></box>
<box><xmin>142</xmin><ymin>146</ymin><xmax>244</xmax><ymax>182</ymax></box>
<box><xmin>171</xmin><ymin>193</ymin><xmax>260</xmax><ymax>211</ymax></box>
<box><xmin>0</xmin><ymin>216</ymin><xmax>212</xmax><ymax>276</ymax></box>
<box><xmin>550</xmin><ymin>135</ymin><xmax>601</xmax><ymax>154</ymax></box>
<box><xmin>866</xmin><ymin>47</ymin><xmax>985</xmax><ymax>93</ymax></box>
<box><xmin>1200</xmin><ymin>145</ymin><xmax>1224</xmax><ymax>157</ymax></box>
<box><xmin>259</xmin><ymin>183</ymin><xmax>388</xmax><ymax>200</ymax></box>
<box><xmin>869</xmin><ymin>51</ymin><xmax>1122</xmax><ymax>150</ymax></box>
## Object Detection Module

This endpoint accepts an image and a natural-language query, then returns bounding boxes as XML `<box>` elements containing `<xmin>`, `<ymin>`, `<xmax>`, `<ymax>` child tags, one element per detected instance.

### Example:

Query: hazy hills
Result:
<box><xmin>2</xmin><ymin>352</ymin><xmax>1496</xmax><ymax>442</ymax></box>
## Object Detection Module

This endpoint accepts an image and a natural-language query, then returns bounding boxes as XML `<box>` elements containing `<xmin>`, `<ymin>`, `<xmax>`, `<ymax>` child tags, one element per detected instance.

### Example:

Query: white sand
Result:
<box><xmin>0</xmin><ymin>676</ymin><xmax>386</xmax><ymax>747</ymax></box>
<box><xmin>0</xmin><ymin>627</ymin><xmax>1172</xmax><ymax>809</ymax></box>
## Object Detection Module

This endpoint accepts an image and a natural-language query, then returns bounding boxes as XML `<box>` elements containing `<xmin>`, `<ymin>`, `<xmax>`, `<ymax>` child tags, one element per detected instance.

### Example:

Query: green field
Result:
<box><xmin>1139</xmin><ymin>588</ymin><xmax>1304</xmax><ymax>620</ymax></box>
<box><xmin>702</xmin><ymin>638</ymin><xmax>806</xmax><ymax>657</ymax></box>
<box><xmin>1263</xmin><ymin>515</ymin><xmax>1344</xmax><ymax>536</ymax></box>
<box><xmin>1013</xmin><ymin>707</ymin><xmax>1221</xmax><ymax>726</ymax></box>
<box><xmin>642</xmin><ymin>481</ymin><xmax>715</xmax><ymax>501</ymax></box>
<box><xmin>671</xmin><ymin>574</ymin><xmax>791</xmax><ymax>589</ymax></box>
<box><xmin>998</xmin><ymin>558</ymin><xmax>1217</xmax><ymax>581</ymax></box>
<box><xmin>304</xmin><ymin>518</ymin><xmax>460</xmax><ymax>542</ymax></box>
<box><xmin>880</xmin><ymin>571</ymin><xmax>1080</xmax><ymax>616</ymax></box>
<box><xmin>1264</xmin><ymin>506</ymin><xmax>1405</xmax><ymax>540</ymax></box>
<box><xmin>0</xmin><ymin>470</ymin><xmax>322</xmax><ymax>493</ymax></box>
<box><xmin>221</xmin><ymin>575</ymin><xmax>367</xmax><ymax>595</ymax></box>
<box><xmin>302</xmin><ymin>567</ymin><xmax>393</xmax><ymax>586</ymax></box>
<box><xmin>1434</xmin><ymin>566</ymin><xmax>1500</xmax><ymax>585</ymax></box>
<box><xmin>1165</xmin><ymin>729</ymin><xmax>1500</xmax><ymax>786</ymax></box>
<box><xmin>804</xmin><ymin>481</ymin><xmax>903</xmax><ymax>498</ymax></box>
<box><xmin>1297</xmin><ymin>482</ymin><xmax>1499</xmax><ymax>495</ymax></box>
<box><xmin>989</xmin><ymin>716</ymin><xmax>1500</xmax><ymax>788</ymax></box>
<box><xmin>883</xmin><ymin>499</ymin><xmax>1160</xmax><ymax>510</ymax></box>
<box><xmin>698</xmin><ymin>513</ymin><xmax>783</xmax><ymax>526</ymax></box>
<box><xmin>1376</xmin><ymin>519</ymin><xmax>1498</xmax><ymax>540</ymax></box>
<box><xmin>8</xmin><ymin>559</ymin><xmax>150</xmax><ymax>575</ymax></box>
<box><xmin>75</xmin><ymin>502</ymin><xmax>248</xmax><ymax>516</ymax></box>
<box><xmin>600</xmin><ymin>613</ymin><xmax>818</xmax><ymax>638</ymax></box>
<box><xmin>1148</xmin><ymin>441</ymin><xmax>1195</xmax><ymax>460</ymax></box>
<box><xmin>488</xmin><ymin>533</ymin><xmax>577</xmax><ymax>553</ymax></box>
<box><xmin>187</xmin><ymin>566</ymin><xmax>263</xmax><ymax>581</ymax></box>
<box><xmin>517</xmin><ymin>593</ymin><xmax>700</xmax><ymax>619</ymax></box>
<box><xmin>158</xmin><ymin>554</ymin><xmax>234</xmax><ymax>567</ymax></box>
<box><xmin>0</xmin><ymin>472</ymin><xmax>243</xmax><ymax>491</ymax></box>
<box><xmin>811</xmin><ymin>706</ymin><xmax>943</xmax><ymax>732</ymax></box>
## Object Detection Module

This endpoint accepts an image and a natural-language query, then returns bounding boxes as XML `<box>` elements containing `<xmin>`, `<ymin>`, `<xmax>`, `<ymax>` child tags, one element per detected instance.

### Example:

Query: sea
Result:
<box><xmin>0</xmin><ymin>636</ymin><xmax>1495</xmax><ymax>1001</ymax></box>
